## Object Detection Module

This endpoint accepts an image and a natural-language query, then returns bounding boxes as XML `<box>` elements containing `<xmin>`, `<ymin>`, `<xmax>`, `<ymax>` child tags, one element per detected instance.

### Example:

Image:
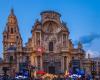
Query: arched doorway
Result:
<box><xmin>48</xmin><ymin>66</ymin><xmax>55</xmax><ymax>74</ymax></box>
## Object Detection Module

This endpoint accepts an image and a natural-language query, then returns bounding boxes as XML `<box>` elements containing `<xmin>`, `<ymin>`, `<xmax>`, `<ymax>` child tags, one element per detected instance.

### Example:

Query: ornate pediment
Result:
<box><xmin>41</xmin><ymin>10</ymin><xmax>61</xmax><ymax>24</ymax></box>
<box><xmin>42</xmin><ymin>21</ymin><xmax>61</xmax><ymax>33</ymax></box>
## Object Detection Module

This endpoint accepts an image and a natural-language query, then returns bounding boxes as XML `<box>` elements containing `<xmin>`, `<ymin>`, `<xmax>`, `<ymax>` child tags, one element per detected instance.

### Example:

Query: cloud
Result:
<box><xmin>74</xmin><ymin>33</ymin><xmax>100</xmax><ymax>58</ymax></box>
<box><xmin>86</xmin><ymin>50</ymin><xmax>100</xmax><ymax>58</ymax></box>
<box><xmin>74</xmin><ymin>33</ymin><xmax>100</xmax><ymax>45</ymax></box>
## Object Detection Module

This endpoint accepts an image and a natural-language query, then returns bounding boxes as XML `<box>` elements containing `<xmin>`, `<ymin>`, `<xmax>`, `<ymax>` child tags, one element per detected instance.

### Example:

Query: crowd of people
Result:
<box><xmin>0</xmin><ymin>71</ymin><xmax>97</xmax><ymax>80</ymax></box>
<box><xmin>31</xmin><ymin>73</ymin><xmax>88</xmax><ymax>80</ymax></box>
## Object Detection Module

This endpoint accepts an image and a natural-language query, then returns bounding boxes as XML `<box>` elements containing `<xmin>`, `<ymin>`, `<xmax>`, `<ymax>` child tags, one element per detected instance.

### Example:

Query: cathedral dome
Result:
<box><xmin>8</xmin><ymin>9</ymin><xmax>17</xmax><ymax>24</ymax></box>
<box><xmin>40</xmin><ymin>10</ymin><xmax>61</xmax><ymax>17</ymax></box>
<box><xmin>40</xmin><ymin>10</ymin><xmax>61</xmax><ymax>24</ymax></box>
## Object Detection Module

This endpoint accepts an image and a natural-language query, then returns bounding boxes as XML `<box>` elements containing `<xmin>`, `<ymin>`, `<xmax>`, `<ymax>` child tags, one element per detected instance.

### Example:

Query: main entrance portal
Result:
<box><xmin>48</xmin><ymin>66</ymin><xmax>55</xmax><ymax>74</ymax></box>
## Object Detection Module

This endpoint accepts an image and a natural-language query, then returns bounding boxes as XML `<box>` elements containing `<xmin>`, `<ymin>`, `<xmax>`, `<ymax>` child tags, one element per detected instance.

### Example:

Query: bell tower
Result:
<box><xmin>3</xmin><ymin>9</ymin><xmax>22</xmax><ymax>62</ymax></box>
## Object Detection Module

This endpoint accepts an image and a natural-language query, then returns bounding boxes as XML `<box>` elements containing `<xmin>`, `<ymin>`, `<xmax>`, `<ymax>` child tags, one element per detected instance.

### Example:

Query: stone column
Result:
<box><xmin>66</xmin><ymin>57</ymin><xmax>69</xmax><ymax>71</ymax></box>
<box><xmin>16</xmin><ymin>54</ymin><xmax>20</xmax><ymax>72</ymax></box>
<box><xmin>61</xmin><ymin>56</ymin><xmax>64</xmax><ymax>72</ymax></box>
<box><xmin>30</xmin><ymin>53</ymin><xmax>35</xmax><ymax>66</ymax></box>
<box><xmin>35</xmin><ymin>56</ymin><xmax>38</xmax><ymax>69</ymax></box>
<box><xmin>40</xmin><ymin>56</ymin><xmax>43</xmax><ymax>70</ymax></box>
<box><xmin>63</xmin><ymin>56</ymin><xmax>69</xmax><ymax>72</ymax></box>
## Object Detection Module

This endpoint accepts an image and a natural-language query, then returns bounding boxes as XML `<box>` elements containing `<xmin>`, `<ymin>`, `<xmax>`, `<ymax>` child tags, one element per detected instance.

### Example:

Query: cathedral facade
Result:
<box><xmin>1</xmin><ymin>9</ymin><xmax>86</xmax><ymax>75</ymax></box>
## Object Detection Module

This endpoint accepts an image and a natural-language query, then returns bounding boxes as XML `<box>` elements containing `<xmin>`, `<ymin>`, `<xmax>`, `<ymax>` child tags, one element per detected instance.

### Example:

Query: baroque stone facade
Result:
<box><xmin>1</xmin><ymin>9</ymin><xmax>86</xmax><ymax>75</ymax></box>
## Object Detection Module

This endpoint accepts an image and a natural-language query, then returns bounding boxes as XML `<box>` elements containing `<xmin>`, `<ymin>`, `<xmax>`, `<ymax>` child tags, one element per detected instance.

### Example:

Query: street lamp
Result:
<box><xmin>2</xmin><ymin>67</ymin><xmax>9</xmax><ymax>79</ymax></box>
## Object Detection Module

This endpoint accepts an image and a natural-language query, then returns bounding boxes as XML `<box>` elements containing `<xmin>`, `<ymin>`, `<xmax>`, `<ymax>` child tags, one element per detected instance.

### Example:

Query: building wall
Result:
<box><xmin>0</xmin><ymin>10</ymin><xmax>86</xmax><ymax>75</ymax></box>
<box><xmin>29</xmin><ymin>11</ymin><xmax>85</xmax><ymax>74</ymax></box>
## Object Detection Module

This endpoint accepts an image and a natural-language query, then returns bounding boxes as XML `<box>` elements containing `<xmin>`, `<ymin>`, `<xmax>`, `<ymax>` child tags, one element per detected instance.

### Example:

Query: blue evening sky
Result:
<box><xmin>0</xmin><ymin>0</ymin><xmax>100</xmax><ymax>58</ymax></box>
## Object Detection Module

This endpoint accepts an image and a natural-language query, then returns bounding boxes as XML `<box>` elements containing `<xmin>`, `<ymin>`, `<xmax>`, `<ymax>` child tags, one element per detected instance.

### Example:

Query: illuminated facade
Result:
<box><xmin>1</xmin><ymin>9</ymin><xmax>86</xmax><ymax>75</ymax></box>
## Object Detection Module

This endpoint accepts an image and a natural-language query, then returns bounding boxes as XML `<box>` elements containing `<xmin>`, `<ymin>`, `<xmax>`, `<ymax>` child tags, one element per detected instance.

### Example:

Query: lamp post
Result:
<box><xmin>2</xmin><ymin>67</ymin><xmax>9</xmax><ymax>80</ymax></box>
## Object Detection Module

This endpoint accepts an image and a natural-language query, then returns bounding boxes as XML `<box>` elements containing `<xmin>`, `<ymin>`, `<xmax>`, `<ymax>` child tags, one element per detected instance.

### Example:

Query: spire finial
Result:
<box><xmin>10</xmin><ymin>8</ymin><xmax>14</xmax><ymax>15</ymax></box>
<box><xmin>78</xmin><ymin>41</ymin><xmax>83</xmax><ymax>49</ymax></box>
<box><xmin>88</xmin><ymin>53</ymin><xmax>91</xmax><ymax>59</ymax></box>
<box><xmin>8</xmin><ymin>8</ymin><xmax>17</xmax><ymax>24</ymax></box>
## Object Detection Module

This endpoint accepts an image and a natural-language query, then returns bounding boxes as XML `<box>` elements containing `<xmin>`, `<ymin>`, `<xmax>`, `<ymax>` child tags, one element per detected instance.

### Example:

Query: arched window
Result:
<box><xmin>9</xmin><ymin>56</ymin><xmax>13</xmax><ymax>63</ymax></box>
<box><xmin>49</xmin><ymin>42</ymin><xmax>53</xmax><ymax>51</ymax></box>
<box><xmin>4</xmin><ymin>35</ymin><xmax>6</xmax><ymax>39</ymax></box>
<box><xmin>11</xmin><ymin>28</ymin><xmax>14</xmax><ymax>34</ymax></box>
<box><xmin>16</xmin><ymin>36</ymin><xmax>19</xmax><ymax>39</ymax></box>
<box><xmin>63</xmin><ymin>34</ymin><xmax>67</xmax><ymax>47</ymax></box>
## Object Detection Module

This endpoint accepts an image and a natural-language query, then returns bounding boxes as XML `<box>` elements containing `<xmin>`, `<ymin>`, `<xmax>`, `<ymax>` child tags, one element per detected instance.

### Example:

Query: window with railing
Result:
<box><xmin>49</xmin><ymin>41</ymin><xmax>53</xmax><ymax>51</ymax></box>
<box><xmin>9</xmin><ymin>56</ymin><xmax>13</xmax><ymax>63</ymax></box>
<box><xmin>36</xmin><ymin>32</ymin><xmax>40</xmax><ymax>46</ymax></box>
